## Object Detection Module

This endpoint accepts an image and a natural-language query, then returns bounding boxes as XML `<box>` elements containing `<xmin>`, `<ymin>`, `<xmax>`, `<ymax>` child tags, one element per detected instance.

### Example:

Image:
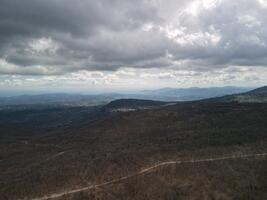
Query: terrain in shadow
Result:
<box><xmin>0</xmin><ymin>87</ymin><xmax>267</xmax><ymax>200</ymax></box>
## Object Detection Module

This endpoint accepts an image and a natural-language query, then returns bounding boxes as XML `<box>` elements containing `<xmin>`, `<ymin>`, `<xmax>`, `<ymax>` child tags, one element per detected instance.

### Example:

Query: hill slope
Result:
<box><xmin>206</xmin><ymin>85</ymin><xmax>267</xmax><ymax>103</ymax></box>
<box><xmin>1</xmin><ymin>101</ymin><xmax>267</xmax><ymax>200</ymax></box>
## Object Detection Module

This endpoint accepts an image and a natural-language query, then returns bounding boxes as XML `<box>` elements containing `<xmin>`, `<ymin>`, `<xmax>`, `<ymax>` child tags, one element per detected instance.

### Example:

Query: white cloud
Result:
<box><xmin>185</xmin><ymin>0</ymin><xmax>221</xmax><ymax>16</ymax></box>
<box><xmin>258</xmin><ymin>0</ymin><xmax>267</xmax><ymax>7</ymax></box>
<box><xmin>28</xmin><ymin>38</ymin><xmax>59</xmax><ymax>54</ymax></box>
<box><xmin>0</xmin><ymin>0</ymin><xmax>266</xmax><ymax>90</ymax></box>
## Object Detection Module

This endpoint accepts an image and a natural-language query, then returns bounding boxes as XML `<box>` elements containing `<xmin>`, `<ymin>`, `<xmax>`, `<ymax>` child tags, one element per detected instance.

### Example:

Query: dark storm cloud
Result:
<box><xmin>0</xmin><ymin>0</ymin><xmax>267</xmax><ymax>75</ymax></box>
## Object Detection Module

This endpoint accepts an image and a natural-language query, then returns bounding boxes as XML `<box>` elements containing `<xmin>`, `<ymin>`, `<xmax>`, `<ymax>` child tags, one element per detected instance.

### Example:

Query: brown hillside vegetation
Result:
<box><xmin>1</xmin><ymin>102</ymin><xmax>267</xmax><ymax>199</ymax></box>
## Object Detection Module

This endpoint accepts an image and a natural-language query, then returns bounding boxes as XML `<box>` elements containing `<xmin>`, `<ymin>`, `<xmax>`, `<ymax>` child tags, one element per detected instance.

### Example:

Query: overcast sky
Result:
<box><xmin>0</xmin><ymin>0</ymin><xmax>267</xmax><ymax>94</ymax></box>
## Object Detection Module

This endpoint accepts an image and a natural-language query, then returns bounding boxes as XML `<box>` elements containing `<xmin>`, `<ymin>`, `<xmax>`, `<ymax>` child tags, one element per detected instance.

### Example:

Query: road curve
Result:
<box><xmin>28</xmin><ymin>152</ymin><xmax>267</xmax><ymax>200</ymax></box>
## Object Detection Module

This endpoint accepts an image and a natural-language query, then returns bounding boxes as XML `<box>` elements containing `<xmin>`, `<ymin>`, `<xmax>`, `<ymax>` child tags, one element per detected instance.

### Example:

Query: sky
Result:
<box><xmin>0</xmin><ymin>0</ymin><xmax>267</xmax><ymax>94</ymax></box>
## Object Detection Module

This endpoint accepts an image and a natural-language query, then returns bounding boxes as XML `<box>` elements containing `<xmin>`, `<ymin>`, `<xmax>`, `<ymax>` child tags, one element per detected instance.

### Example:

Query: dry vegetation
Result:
<box><xmin>0</xmin><ymin>102</ymin><xmax>267</xmax><ymax>199</ymax></box>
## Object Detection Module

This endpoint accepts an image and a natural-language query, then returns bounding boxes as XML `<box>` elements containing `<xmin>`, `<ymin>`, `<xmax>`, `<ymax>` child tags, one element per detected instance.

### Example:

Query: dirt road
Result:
<box><xmin>28</xmin><ymin>152</ymin><xmax>267</xmax><ymax>200</ymax></box>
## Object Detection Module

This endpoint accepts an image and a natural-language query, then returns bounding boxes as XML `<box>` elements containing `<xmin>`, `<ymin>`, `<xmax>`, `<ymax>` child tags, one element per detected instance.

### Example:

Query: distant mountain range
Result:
<box><xmin>1</xmin><ymin>86</ymin><xmax>266</xmax><ymax>130</ymax></box>
<box><xmin>140</xmin><ymin>86</ymin><xmax>251</xmax><ymax>101</ymax></box>
<box><xmin>0</xmin><ymin>86</ymin><xmax>252</xmax><ymax>106</ymax></box>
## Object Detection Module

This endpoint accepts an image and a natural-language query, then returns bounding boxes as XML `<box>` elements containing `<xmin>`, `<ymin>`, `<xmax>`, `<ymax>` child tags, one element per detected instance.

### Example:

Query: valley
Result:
<box><xmin>1</xmin><ymin>97</ymin><xmax>267</xmax><ymax>199</ymax></box>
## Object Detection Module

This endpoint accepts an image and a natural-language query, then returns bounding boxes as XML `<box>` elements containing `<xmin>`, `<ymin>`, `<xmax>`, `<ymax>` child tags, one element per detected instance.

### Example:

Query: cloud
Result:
<box><xmin>0</xmin><ymin>0</ymin><xmax>267</xmax><ymax>79</ymax></box>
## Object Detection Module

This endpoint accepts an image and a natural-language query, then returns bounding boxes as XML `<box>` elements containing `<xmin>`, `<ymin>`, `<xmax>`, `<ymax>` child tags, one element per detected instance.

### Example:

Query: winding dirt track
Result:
<box><xmin>29</xmin><ymin>152</ymin><xmax>267</xmax><ymax>200</ymax></box>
